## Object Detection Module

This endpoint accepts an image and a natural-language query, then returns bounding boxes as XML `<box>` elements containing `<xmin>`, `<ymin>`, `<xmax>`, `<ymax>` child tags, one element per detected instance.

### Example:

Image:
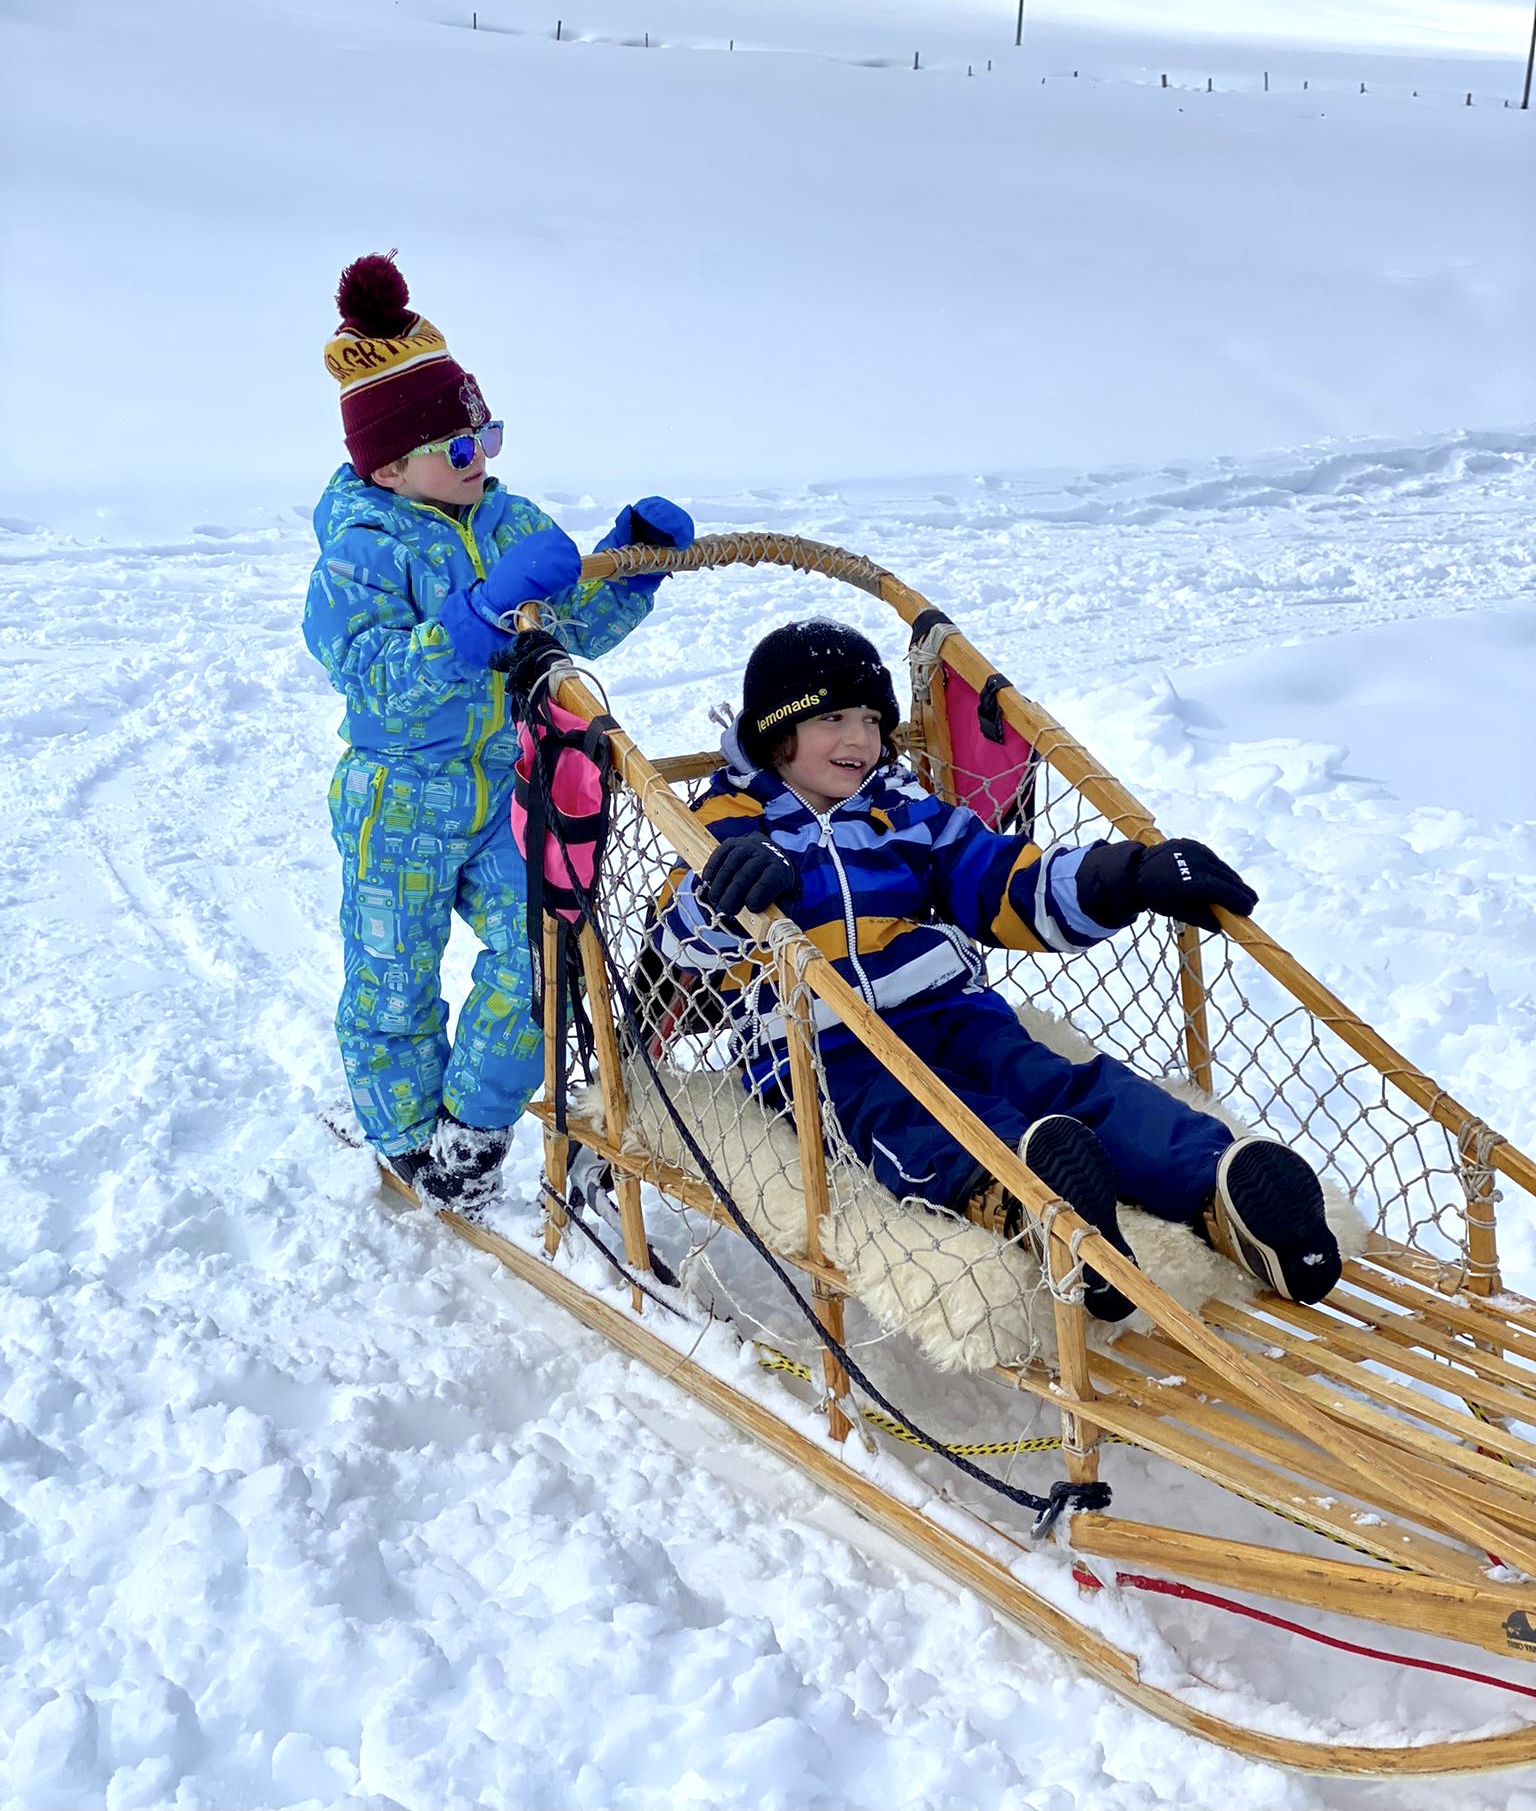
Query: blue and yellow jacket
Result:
<box><xmin>656</xmin><ymin>728</ymin><xmax>1121</xmax><ymax>1091</ymax></box>
<box><xmin>304</xmin><ymin>465</ymin><xmax>653</xmax><ymax>769</ymax></box>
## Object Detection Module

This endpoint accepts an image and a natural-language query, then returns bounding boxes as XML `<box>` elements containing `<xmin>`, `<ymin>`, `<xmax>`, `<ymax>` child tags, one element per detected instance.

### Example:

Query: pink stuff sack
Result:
<box><xmin>510</xmin><ymin>697</ymin><xmax>613</xmax><ymax>923</ymax></box>
<box><xmin>940</xmin><ymin>665</ymin><xmax>1036</xmax><ymax>834</ymax></box>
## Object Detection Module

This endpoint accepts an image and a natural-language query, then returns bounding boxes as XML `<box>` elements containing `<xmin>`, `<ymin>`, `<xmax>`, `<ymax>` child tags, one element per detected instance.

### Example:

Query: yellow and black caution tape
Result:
<box><xmin>1469</xmin><ymin>1398</ymin><xmax>1517</xmax><ymax>1464</ymax></box>
<box><xmin>753</xmin><ymin>1342</ymin><xmax>1126</xmax><ymax>1457</ymax></box>
<box><xmin>754</xmin><ymin>1341</ymin><xmax>1423</xmax><ymax>1569</ymax></box>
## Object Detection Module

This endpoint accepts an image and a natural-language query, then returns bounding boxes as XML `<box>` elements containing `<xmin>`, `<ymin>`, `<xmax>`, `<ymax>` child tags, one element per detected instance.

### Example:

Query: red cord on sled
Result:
<box><xmin>1070</xmin><ymin>1563</ymin><xmax>1536</xmax><ymax>1704</ymax></box>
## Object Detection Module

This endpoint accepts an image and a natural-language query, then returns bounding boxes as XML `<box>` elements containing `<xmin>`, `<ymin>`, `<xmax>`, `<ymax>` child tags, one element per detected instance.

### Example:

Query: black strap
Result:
<box><xmin>519</xmin><ymin>691</ymin><xmax>620</xmax><ymax>1126</ymax></box>
<box><xmin>515</xmin><ymin>701</ymin><xmax>620</xmax><ymax>924</ymax></box>
<box><xmin>520</xmin><ymin>722</ymin><xmax>552</xmax><ymax>949</ymax></box>
<box><xmin>977</xmin><ymin>672</ymin><xmax>1012</xmax><ymax>746</ymax></box>
<box><xmin>908</xmin><ymin>606</ymin><xmax>954</xmax><ymax>645</ymax></box>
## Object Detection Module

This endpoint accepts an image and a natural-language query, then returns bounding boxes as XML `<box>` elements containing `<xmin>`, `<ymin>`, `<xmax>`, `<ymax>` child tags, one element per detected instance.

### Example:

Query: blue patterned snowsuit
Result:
<box><xmin>304</xmin><ymin>466</ymin><xmax>655</xmax><ymax>1155</ymax></box>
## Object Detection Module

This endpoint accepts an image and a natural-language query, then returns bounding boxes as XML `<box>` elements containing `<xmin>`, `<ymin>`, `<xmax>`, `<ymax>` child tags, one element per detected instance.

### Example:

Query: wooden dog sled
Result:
<box><xmin>404</xmin><ymin>534</ymin><xmax>1536</xmax><ymax>1776</ymax></box>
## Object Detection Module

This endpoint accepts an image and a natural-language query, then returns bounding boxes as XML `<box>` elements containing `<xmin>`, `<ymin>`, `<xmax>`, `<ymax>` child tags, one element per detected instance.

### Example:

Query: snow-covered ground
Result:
<box><xmin>4</xmin><ymin>1</ymin><xmax>1536</xmax><ymax>1806</ymax></box>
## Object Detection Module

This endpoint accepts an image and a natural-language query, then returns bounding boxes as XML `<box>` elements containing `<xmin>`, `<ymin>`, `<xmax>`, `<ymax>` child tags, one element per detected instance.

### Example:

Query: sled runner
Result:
<box><xmin>404</xmin><ymin>533</ymin><xmax>1536</xmax><ymax>1776</ymax></box>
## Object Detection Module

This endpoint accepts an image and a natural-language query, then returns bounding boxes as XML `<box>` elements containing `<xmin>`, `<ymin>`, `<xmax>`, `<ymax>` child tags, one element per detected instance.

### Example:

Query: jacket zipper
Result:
<box><xmin>817</xmin><ymin>797</ymin><xmax>878</xmax><ymax>1007</ymax></box>
<box><xmin>412</xmin><ymin>496</ymin><xmax>504</xmax><ymax>834</ymax></box>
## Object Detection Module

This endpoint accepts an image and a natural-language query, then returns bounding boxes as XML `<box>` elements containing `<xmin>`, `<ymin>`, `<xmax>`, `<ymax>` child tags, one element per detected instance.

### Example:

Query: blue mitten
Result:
<box><xmin>481</xmin><ymin>525</ymin><xmax>583</xmax><ymax>617</ymax></box>
<box><xmin>440</xmin><ymin>526</ymin><xmax>583</xmax><ymax>670</ymax></box>
<box><xmin>595</xmin><ymin>496</ymin><xmax>695</xmax><ymax>599</ymax></box>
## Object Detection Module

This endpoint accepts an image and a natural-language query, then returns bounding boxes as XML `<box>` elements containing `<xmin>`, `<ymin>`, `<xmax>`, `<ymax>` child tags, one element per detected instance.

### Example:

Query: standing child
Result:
<box><xmin>305</xmin><ymin>253</ymin><xmax>693</xmax><ymax>1212</ymax></box>
<box><xmin>656</xmin><ymin>619</ymin><xmax>1342</xmax><ymax>1318</ymax></box>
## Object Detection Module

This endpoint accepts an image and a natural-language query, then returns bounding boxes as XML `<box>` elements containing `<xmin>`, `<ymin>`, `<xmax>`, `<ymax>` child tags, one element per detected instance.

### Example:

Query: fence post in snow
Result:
<box><xmin>914</xmin><ymin>51</ymin><xmax>920</xmax><ymax>70</ymax></box>
<box><xmin>1015</xmin><ymin>0</ymin><xmax>1025</xmax><ymax>50</ymax></box>
<box><xmin>1467</xmin><ymin>91</ymin><xmax>1474</xmax><ymax>104</ymax></box>
<box><xmin>472</xmin><ymin>11</ymin><xmax>476</xmax><ymax>26</ymax></box>
<box><xmin>1161</xmin><ymin>73</ymin><xmax>1167</xmax><ymax>87</ymax></box>
<box><xmin>1264</xmin><ymin>71</ymin><xmax>1268</xmax><ymax>92</ymax></box>
<box><xmin>1525</xmin><ymin>0</ymin><xmax>1536</xmax><ymax>107</ymax></box>
<box><xmin>1206</xmin><ymin>76</ymin><xmax>1212</xmax><ymax>92</ymax></box>
<box><xmin>556</xmin><ymin>19</ymin><xmax>561</xmax><ymax>40</ymax></box>
<box><xmin>1360</xmin><ymin>82</ymin><xmax>1366</xmax><ymax>94</ymax></box>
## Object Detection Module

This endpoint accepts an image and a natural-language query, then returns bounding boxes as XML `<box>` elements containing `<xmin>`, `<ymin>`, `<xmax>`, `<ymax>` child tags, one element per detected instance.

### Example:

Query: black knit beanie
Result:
<box><xmin>739</xmin><ymin>619</ymin><xmax>900</xmax><ymax>767</ymax></box>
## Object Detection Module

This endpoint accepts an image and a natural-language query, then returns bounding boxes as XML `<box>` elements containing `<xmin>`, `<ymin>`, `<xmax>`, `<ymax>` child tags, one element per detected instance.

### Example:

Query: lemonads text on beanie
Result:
<box><xmin>323</xmin><ymin>253</ymin><xmax>490</xmax><ymax>478</ymax></box>
<box><xmin>739</xmin><ymin>619</ymin><xmax>900</xmax><ymax>767</ymax></box>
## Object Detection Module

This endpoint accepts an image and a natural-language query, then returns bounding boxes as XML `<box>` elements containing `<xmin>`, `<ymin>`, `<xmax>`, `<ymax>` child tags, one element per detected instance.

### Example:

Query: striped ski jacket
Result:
<box><xmin>655</xmin><ymin>732</ymin><xmax>1121</xmax><ymax>1093</ymax></box>
<box><xmin>304</xmin><ymin>465</ymin><xmax>653</xmax><ymax>766</ymax></box>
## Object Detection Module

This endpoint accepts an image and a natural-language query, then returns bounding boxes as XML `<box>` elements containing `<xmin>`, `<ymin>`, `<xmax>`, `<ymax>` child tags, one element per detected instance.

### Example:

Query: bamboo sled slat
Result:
<box><xmin>1069</xmin><ymin>1517</ymin><xmax>1536</xmax><ymax>1668</ymax></box>
<box><xmin>1319</xmin><ymin>1283</ymin><xmax>1536</xmax><ymax>1397</ymax></box>
<box><xmin>1245</xmin><ymin>1296</ymin><xmax>1536</xmax><ymax>1428</ymax></box>
<box><xmin>999</xmin><ymin>1353</ymin><xmax>1488</xmax><ymax>1580</ymax></box>
<box><xmin>1086</xmin><ymin>1355</ymin><xmax>1503</xmax><ymax>1579</ymax></box>
<box><xmin>1113</xmin><ymin>1329</ymin><xmax>1536</xmax><ymax>1534</ymax></box>
<box><xmin>1353</xmin><ymin>1252</ymin><xmax>1536</xmax><ymax>1358</ymax></box>
<box><xmin>1203</xmin><ymin>1298</ymin><xmax>1536</xmax><ymax>1473</ymax></box>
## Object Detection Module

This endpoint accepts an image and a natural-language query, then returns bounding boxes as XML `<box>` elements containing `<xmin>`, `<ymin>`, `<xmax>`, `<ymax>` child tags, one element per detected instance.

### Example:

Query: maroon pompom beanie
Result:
<box><xmin>323</xmin><ymin>253</ymin><xmax>490</xmax><ymax>476</ymax></box>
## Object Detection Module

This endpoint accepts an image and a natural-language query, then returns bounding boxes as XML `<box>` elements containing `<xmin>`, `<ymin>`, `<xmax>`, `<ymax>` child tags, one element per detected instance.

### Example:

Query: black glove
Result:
<box><xmin>699</xmin><ymin>836</ymin><xmax>798</xmax><ymax>922</ymax></box>
<box><xmin>1075</xmin><ymin>837</ymin><xmax>1258</xmax><ymax>935</ymax></box>
<box><xmin>492</xmin><ymin>627</ymin><xmax>568</xmax><ymax>692</ymax></box>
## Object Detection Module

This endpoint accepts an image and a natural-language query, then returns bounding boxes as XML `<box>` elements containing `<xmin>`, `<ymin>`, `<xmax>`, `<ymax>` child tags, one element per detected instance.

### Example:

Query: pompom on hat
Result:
<box><xmin>324</xmin><ymin>252</ymin><xmax>491</xmax><ymax>477</ymax></box>
<box><xmin>739</xmin><ymin>619</ymin><xmax>900</xmax><ymax>767</ymax></box>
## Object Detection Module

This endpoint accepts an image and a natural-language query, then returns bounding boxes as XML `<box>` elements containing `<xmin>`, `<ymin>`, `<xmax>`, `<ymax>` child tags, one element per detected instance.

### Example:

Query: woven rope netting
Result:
<box><xmin>947</xmin><ymin>747</ymin><xmax>1477</xmax><ymax>1274</ymax></box>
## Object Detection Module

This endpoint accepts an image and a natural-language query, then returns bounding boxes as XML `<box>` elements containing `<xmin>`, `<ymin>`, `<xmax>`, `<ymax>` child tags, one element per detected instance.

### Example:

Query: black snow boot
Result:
<box><xmin>415</xmin><ymin>1111</ymin><xmax>513</xmax><ymax>1220</ymax></box>
<box><xmin>1208</xmin><ymin>1137</ymin><xmax>1341</xmax><ymax>1303</ymax></box>
<box><xmin>387</xmin><ymin>1146</ymin><xmax>435</xmax><ymax>1193</ymax></box>
<box><xmin>1017</xmin><ymin>1115</ymin><xmax>1139</xmax><ymax>1322</ymax></box>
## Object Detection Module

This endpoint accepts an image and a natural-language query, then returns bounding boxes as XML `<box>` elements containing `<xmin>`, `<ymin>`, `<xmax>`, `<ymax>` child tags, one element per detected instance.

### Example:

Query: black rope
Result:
<box><xmin>541</xmin><ymin>1173</ymin><xmax>683</xmax><ymax>1312</ymax></box>
<box><xmin>522</xmin><ymin>688</ymin><xmax>1110</xmax><ymax>1536</ymax></box>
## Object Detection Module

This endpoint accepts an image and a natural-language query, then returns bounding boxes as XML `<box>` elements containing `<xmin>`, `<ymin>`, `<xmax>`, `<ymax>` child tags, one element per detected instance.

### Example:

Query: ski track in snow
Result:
<box><xmin>2</xmin><ymin>431</ymin><xmax>1536</xmax><ymax>1808</ymax></box>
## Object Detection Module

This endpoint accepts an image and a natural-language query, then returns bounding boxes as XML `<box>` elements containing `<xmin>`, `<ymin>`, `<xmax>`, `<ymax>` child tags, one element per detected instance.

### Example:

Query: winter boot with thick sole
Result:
<box><xmin>1207</xmin><ymin>1136</ymin><xmax>1341</xmax><ymax>1303</ymax></box>
<box><xmin>1016</xmin><ymin>1115</ymin><xmax>1139</xmax><ymax>1322</ymax></box>
<box><xmin>414</xmin><ymin>1112</ymin><xmax>513</xmax><ymax>1221</ymax></box>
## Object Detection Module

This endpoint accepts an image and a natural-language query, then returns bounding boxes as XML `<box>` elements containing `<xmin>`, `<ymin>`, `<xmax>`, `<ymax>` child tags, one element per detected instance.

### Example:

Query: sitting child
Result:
<box><xmin>654</xmin><ymin>619</ymin><xmax>1342</xmax><ymax>1318</ymax></box>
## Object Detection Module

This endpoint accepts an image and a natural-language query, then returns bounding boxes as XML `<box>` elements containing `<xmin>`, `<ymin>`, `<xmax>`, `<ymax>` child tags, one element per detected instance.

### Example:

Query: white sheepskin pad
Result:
<box><xmin>574</xmin><ymin>1005</ymin><xmax>1370</xmax><ymax>1375</ymax></box>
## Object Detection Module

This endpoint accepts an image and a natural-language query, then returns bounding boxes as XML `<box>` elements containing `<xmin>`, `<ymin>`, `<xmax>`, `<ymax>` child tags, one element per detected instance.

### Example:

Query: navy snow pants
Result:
<box><xmin>817</xmin><ymin>988</ymin><xmax>1233</xmax><ymax>1222</ymax></box>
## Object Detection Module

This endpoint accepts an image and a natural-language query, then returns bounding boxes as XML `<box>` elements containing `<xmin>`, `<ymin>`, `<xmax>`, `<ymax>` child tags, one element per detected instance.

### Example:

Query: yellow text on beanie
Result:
<box><xmin>324</xmin><ymin>253</ymin><xmax>490</xmax><ymax>477</ymax></box>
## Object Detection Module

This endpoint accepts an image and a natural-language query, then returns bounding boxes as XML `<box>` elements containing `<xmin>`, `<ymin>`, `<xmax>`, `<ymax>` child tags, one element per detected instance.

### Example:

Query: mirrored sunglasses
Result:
<box><xmin>412</xmin><ymin>420</ymin><xmax>504</xmax><ymax>469</ymax></box>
